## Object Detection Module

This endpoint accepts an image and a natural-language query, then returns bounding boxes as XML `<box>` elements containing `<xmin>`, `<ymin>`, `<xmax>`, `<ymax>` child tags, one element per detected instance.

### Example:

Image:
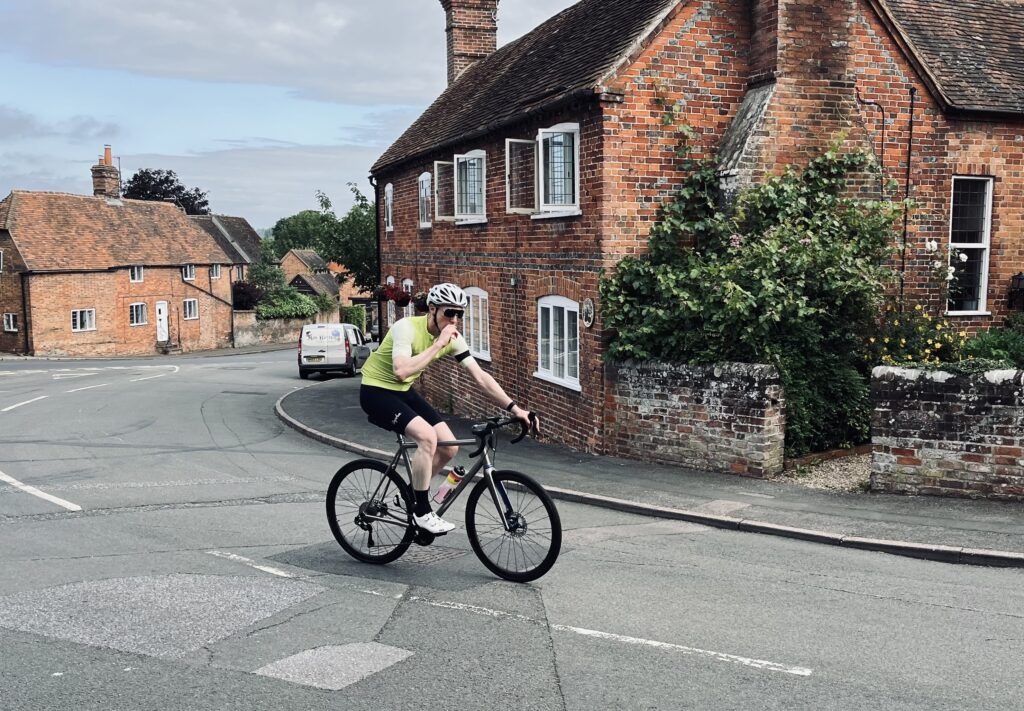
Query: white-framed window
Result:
<box><xmin>402</xmin><ymin>278</ymin><xmax>414</xmax><ymax>318</ymax></box>
<box><xmin>384</xmin><ymin>183</ymin><xmax>394</xmax><ymax>233</ymax></box>
<box><xmin>129</xmin><ymin>302</ymin><xmax>148</xmax><ymax>326</ymax></box>
<box><xmin>535</xmin><ymin>295</ymin><xmax>580</xmax><ymax>391</ymax></box>
<box><xmin>211</xmin><ymin>264</ymin><xmax>221</xmax><ymax>279</ymax></box>
<box><xmin>3</xmin><ymin>313</ymin><xmax>17</xmax><ymax>332</ymax></box>
<box><xmin>465</xmin><ymin>287</ymin><xmax>490</xmax><ymax>360</ymax></box>
<box><xmin>129</xmin><ymin>265</ymin><xmax>144</xmax><ymax>282</ymax></box>
<box><xmin>183</xmin><ymin>299</ymin><xmax>199</xmax><ymax>320</ymax></box>
<box><xmin>182</xmin><ymin>264</ymin><xmax>196</xmax><ymax>281</ymax></box>
<box><xmin>947</xmin><ymin>176</ymin><xmax>993</xmax><ymax>314</ymax></box>
<box><xmin>454</xmin><ymin>150</ymin><xmax>487</xmax><ymax>223</ymax></box>
<box><xmin>71</xmin><ymin>309</ymin><xmax>96</xmax><ymax>332</ymax></box>
<box><xmin>434</xmin><ymin>161</ymin><xmax>455</xmax><ymax>222</ymax></box>
<box><xmin>418</xmin><ymin>172</ymin><xmax>432</xmax><ymax>228</ymax></box>
<box><xmin>386</xmin><ymin>275</ymin><xmax>396</xmax><ymax>327</ymax></box>
<box><xmin>535</xmin><ymin>123</ymin><xmax>581</xmax><ymax>218</ymax></box>
<box><xmin>506</xmin><ymin>138</ymin><xmax>538</xmax><ymax>214</ymax></box>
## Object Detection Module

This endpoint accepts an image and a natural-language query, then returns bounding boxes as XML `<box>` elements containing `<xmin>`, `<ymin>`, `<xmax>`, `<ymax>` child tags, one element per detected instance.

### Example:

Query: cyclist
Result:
<box><xmin>359</xmin><ymin>282</ymin><xmax>537</xmax><ymax>534</ymax></box>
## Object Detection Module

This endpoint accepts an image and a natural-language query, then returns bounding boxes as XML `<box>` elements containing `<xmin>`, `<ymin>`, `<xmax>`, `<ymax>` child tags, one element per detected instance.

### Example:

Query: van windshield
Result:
<box><xmin>302</xmin><ymin>326</ymin><xmax>344</xmax><ymax>346</ymax></box>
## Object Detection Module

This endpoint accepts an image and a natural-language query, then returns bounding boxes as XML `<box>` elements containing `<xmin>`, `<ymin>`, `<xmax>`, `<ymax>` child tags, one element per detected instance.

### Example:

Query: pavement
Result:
<box><xmin>277</xmin><ymin>377</ymin><xmax>1024</xmax><ymax>568</ymax></box>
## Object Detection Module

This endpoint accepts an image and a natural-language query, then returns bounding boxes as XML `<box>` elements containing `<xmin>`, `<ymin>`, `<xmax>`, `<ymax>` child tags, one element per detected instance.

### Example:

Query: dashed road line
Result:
<box><xmin>1</xmin><ymin>395</ymin><xmax>48</xmax><ymax>412</ymax></box>
<box><xmin>131</xmin><ymin>374</ymin><xmax>168</xmax><ymax>382</ymax></box>
<box><xmin>0</xmin><ymin>469</ymin><xmax>82</xmax><ymax>512</ymax></box>
<box><xmin>66</xmin><ymin>383</ymin><xmax>110</xmax><ymax>393</ymax></box>
<box><xmin>206</xmin><ymin>550</ymin><xmax>295</xmax><ymax>578</ymax></box>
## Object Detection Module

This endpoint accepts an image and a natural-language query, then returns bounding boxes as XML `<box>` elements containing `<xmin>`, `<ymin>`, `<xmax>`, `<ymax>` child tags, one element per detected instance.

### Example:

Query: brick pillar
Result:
<box><xmin>776</xmin><ymin>0</ymin><xmax>854</xmax><ymax>82</ymax></box>
<box><xmin>439</xmin><ymin>0</ymin><xmax>498</xmax><ymax>84</ymax></box>
<box><xmin>91</xmin><ymin>145</ymin><xmax>120</xmax><ymax>198</ymax></box>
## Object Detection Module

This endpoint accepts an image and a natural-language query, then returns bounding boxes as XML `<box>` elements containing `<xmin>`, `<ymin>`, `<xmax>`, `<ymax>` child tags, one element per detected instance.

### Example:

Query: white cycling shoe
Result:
<box><xmin>413</xmin><ymin>511</ymin><xmax>456</xmax><ymax>535</ymax></box>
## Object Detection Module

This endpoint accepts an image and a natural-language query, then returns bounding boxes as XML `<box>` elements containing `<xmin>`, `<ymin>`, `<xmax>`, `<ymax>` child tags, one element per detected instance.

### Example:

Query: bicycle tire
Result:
<box><xmin>326</xmin><ymin>459</ymin><xmax>414</xmax><ymax>564</ymax></box>
<box><xmin>465</xmin><ymin>470</ymin><xmax>561</xmax><ymax>582</ymax></box>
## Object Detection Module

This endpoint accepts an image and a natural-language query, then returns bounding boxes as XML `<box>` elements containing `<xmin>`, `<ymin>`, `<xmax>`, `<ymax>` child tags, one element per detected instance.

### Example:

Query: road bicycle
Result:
<box><xmin>326</xmin><ymin>415</ymin><xmax>561</xmax><ymax>582</ymax></box>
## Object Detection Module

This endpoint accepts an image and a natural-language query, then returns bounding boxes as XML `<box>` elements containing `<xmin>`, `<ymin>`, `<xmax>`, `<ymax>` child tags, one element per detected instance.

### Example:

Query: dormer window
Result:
<box><xmin>182</xmin><ymin>264</ymin><xmax>196</xmax><ymax>281</ymax></box>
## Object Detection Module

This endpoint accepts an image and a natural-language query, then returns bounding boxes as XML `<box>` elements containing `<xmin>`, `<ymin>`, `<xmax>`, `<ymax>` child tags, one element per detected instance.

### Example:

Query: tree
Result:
<box><xmin>122</xmin><ymin>168</ymin><xmax>211</xmax><ymax>215</ymax></box>
<box><xmin>248</xmin><ymin>239</ymin><xmax>287</xmax><ymax>293</ymax></box>
<box><xmin>317</xmin><ymin>184</ymin><xmax>378</xmax><ymax>293</ymax></box>
<box><xmin>268</xmin><ymin>210</ymin><xmax>329</xmax><ymax>259</ymax></box>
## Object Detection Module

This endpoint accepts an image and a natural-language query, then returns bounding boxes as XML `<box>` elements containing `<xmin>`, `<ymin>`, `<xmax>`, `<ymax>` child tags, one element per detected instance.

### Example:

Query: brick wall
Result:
<box><xmin>26</xmin><ymin>266</ymin><xmax>233</xmax><ymax>357</ymax></box>
<box><xmin>280</xmin><ymin>252</ymin><xmax>312</xmax><ymax>283</ymax></box>
<box><xmin>871</xmin><ymin>366</ymin><xmax>1024</xmax><ymax>499</ymax></box>
<box><xmin>0</xmin><ymin>234</ymin><xmax>28</xmax><ymax>353</ymax></box>
<box><xmin>233</xmin><ymin>309</ymin><xmax>338</xmax><ymax>348</ymax></box>
<box><xmin>606</xmin><ymin>361</ymin><xmax>785</xmax><ymax>477</ymax></box>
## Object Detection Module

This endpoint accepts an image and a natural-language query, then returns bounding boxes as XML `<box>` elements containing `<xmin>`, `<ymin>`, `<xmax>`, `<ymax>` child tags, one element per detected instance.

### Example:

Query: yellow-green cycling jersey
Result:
<box><xmin>361</xmin><ymin>315</ymin><xmax>472</xmax><ymax>391</ymax></box>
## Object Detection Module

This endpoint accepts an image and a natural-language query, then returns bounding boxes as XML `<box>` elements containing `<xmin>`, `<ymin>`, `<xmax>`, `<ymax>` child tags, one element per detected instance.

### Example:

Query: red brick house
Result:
<box><xmin>370</xmin><ymin>0</ymin><xmax>1024</xmax><ymax>452</ymax></box>
<box><xmin>0</xmin><ymin>152</ymin><xmax>234</xmax><ymax>357</ymax></box>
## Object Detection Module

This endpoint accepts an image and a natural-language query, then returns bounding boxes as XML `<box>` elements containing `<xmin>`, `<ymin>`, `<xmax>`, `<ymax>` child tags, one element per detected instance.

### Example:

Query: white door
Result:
<box><xmin>156</xmin><ymin>301</ymin><xmax>169</xmax><ymax>341</ymax></box>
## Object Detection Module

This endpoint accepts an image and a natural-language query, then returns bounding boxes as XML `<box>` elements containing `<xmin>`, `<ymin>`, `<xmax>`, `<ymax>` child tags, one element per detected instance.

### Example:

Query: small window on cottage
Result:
<box><xmin>71</xmin><ymin>309</ymin><xmax>96</xmax><ymax>332</ymax></box>
<box><xmin>211</xmin><ymin>264</ymin><xmax>221</xmax><ymax>279</ymax></box>
<box><xmin>182</xmin><ymin>264</ymin><xmax>196</xmax><ymax>281</ymax></box>
<box><xmin>129</xmin><ymin>302</ymin><xmax>148</xmax><ymax>326</ymax></box>
<box><xmin>3</xmin><ymin>313</ymin><xmax>17</xmax><ymax>332</ymax></box>
<box><xmin>183</xmin><ymin>299</ymin><xmax>199</xmax><ymax>320</ymax></box>
<box><xmin>129</xmin><ymin>265</ymin><xmax>144</xmax><ymax>282</ymax></box>
<box><xmin>384</xmin><ymin>183</ymin><xmax>394</xmax><ymax>233</ymax></box>
<box><xmin>386</xmin><ymin>275</ymin><xmax>396</xmax><ymax>327</ymax></box>
<box><xmin>536</xmin><ymin>123</ymin><xmax>580</xmax><ymax>216</ymax></box>
<box><xmin>506</xmin><ymin>139</ymin><xmax>538</xmax><ymax>214</ymax></box>
<box><xmin>434</xmin><ymin>161</ymin><xmax>455</xmax><ymax>222</ymax></box>
<box><xmin>454</xmin><ymin>150</ymin><xmax>486</xmax><ymax>223</ymax></box>
<box><xmin>465</xmin><ymin>287</ymin><xmax>490</xmax><ymax>360</ymax></box>
<box><xmin>418</xmin><ymin>172</ymin><xmax>432</xmax><ymax>229</ymax></box>
<box><xmin>947</xmin><ymin>176</ymin><xmax>993</xmax><ymax>314</ymax></box>
<box><xmin>536</xmin><ymin>295</ymin><xmax>580</xmax><ymax>390</ymax></box>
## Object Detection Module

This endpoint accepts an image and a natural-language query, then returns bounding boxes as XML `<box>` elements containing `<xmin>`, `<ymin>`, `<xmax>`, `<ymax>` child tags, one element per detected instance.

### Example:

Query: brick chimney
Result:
<box><xmin>439</xmin><ymin>0</ymin><xmax>498</xmax><ymax>84</ymax></box>
<box><xmin>91</xmin><ymin>145</ymin><xmax>120</xmax><ymax>198</ymax></box>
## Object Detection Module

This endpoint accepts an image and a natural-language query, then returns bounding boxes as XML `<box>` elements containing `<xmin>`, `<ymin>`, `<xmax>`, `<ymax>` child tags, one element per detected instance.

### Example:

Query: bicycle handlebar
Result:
<box><xmin>466</xmin><ymin>413</ymin><xmax>537</xmax><ymax>457</ymax></box>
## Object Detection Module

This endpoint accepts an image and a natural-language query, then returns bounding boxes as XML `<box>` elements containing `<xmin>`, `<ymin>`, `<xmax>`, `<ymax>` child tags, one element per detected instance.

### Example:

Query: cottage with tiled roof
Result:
<box><xmin>372</xmin><ymin>0</ymin><xmax>1024</xmax><ymax>453</ymax></box>
<box><xmin>289</xmin><ymin>272</ymin><xmax>341</xmax><ymax>302</ymax></box>
<box><xmin>0</xmin><ymin>149</ymin><xmax>235</xmax><ymax>356</ymax></box>
<box><xmin>280</xmin><ymin>248</ymin><xmax>330</xmax><ymax>284</ymax></box>
<box><xmin>190</xmin><ymin>214</ymin><xmax>263</xmax><ymax>282</ymax></box>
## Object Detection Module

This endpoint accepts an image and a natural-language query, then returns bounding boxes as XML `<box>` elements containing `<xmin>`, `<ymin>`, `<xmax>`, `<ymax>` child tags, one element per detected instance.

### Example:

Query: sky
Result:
<box><xmin>0</xmin><ymin>0</ymin><xmax>578</xmax><ymax>231</ymax></box>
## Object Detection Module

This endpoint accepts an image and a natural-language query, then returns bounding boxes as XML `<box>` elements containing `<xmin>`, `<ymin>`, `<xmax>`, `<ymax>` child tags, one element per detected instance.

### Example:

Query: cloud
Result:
<box><xmin>0</xmin><ymin>105</ymin><xmax>121</xmax><ymax>143</ymax></box>
<box><xmin>0</xmin><ymin>106</ymin><xmax>55</xmax><ymax>139</ymax></box>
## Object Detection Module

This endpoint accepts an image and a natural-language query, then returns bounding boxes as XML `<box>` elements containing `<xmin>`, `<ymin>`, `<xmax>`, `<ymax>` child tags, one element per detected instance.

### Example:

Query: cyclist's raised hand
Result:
<box><xmin>437</xmin><ymin>323</ymin><xmax>460</xmax><ymax>347</ymax></box>
<box><xmin>510</xmin><ymin>404</ymin><xmax>540</xmax><ymax>436</ymax></box>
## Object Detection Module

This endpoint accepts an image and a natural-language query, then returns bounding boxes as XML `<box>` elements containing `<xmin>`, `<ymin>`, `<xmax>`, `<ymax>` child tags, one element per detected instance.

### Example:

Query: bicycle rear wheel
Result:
<box><xmin>327</xmin><ymin>459</ymin><xmax>413</xmax><ymax>564</ymax></box>
<box><xmin>465</xmin><ymin>470</ymin><xmax>561</xmax><ymax>582</ymax></box>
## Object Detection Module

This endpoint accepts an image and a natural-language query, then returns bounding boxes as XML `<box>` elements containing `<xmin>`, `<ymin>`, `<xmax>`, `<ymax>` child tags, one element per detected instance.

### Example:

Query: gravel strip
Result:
<box><xmin>771</xmin><ymin>453</ymin><xmax>871</xmax><ymax>493</ymax></box>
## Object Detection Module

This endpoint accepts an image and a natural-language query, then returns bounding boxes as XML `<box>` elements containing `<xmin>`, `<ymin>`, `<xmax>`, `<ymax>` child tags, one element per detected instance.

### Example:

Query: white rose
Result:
<box><xmin>959</xmin><ymin>252</ymin><xmax>968</xmax><ymax>262</ymax></box>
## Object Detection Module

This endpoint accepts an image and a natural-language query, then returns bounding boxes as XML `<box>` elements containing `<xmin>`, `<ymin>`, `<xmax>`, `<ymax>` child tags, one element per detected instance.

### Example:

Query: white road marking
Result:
<box><xmin>131</xmin><ymin>374</ymin><xmax>167</xmax><ymax>382</ymax></box>
<box><xmin>52</xmin><ymin>372</ymin><xmax>97</xmax><ymax>380</ymax></box>
<box><xmin>737</xmin><ymin>491</ymin><xmax>776</xmax><ymax>499</ymax></box>
<box><xmin>1</xmin><ymin>395</ymin><xmax>48</xmax><ymax>412</ymax></box>
<box><xmin>66</xmin><ymin>383</ymin><xmax>110</xmax><ymax>393</ymax></box>
<box><xmin>406</xmin><ymin>596</ymin><xmax>811</xmax><ymax>676</ymax></box>
<box><xmin>206</xmin><ymin>550</ymin><xmax>294</xmax><ymax>578</ymax></box>
<box><xmin>0</xmin><ymin>469</ymin><xmax>82</xmax><ymax>512</ymax></box>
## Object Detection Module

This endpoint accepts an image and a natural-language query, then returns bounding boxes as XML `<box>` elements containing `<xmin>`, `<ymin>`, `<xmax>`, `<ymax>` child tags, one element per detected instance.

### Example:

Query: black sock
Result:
<box><xmin>414</xmin><ymin>490</ymin><xmax>431</xmax><ymax>516</ymax></box>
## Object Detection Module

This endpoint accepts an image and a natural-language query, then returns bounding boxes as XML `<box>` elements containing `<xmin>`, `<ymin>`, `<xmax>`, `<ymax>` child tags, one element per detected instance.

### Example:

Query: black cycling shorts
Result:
<box><xmin>360</xmin><ymin>384</ymin><xmax>443</xmax><ymax>434</ymax></box>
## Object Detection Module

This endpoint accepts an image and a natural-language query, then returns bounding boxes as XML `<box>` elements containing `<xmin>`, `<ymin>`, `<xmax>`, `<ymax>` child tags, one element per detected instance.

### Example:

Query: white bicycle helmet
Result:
<box><xmin>427</xmin><ymin>282</ymin><xmax>468</xmax><ymax>308</ymax></box>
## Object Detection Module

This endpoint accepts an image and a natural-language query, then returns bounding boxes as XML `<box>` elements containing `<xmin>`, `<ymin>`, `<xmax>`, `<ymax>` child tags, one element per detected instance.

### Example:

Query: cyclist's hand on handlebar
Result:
<box><xmin>510</xmin><ymin>404</ymin><xmax>540</xmax><ymax>437</ymax></box>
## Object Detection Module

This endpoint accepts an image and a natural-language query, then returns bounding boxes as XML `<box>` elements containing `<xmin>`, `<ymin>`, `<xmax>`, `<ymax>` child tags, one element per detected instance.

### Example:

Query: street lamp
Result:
<box><xmin>1009</xmin><ymin>272</ymin><xmax>1024</xmax><ymax>310</ymax></box>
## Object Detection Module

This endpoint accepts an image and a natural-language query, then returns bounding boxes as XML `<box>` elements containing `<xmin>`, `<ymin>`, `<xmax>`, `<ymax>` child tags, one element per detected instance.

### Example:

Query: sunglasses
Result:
<box><xmin>442</xmin><ymin>308</ymin><xmax>464</xmax><ymax>319</ymax></box>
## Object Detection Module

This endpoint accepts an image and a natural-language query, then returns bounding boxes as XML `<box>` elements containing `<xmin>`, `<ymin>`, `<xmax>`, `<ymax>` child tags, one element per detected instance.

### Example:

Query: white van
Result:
<box><xmin>297</xmin><ymin>323</ymin><xmax>374</xmax><ymax>379</ymax></box>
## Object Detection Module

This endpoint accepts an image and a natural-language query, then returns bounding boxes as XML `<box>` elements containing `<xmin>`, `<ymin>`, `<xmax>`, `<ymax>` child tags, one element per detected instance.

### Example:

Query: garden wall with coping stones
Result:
<box><xmin>605</xmin><ymin>361</ymin><xmax>786</xmax><ymax>477</ymax></box>
<box><xmin>871</xmin><ymin>366</ymin><xmax>1024</xmax><ymax>500</ymax></box>
<box><xmin>232</xmin><ymin>309</ymin><xmax>339</xmax><ymax>348</ymax></box>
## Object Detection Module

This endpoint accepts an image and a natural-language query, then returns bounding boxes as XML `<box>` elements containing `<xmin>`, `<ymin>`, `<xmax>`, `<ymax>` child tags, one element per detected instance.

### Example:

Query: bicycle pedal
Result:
<box><xmin>413</xmin><ymin>530</ymin><xmax>436</xmax><ymax>546</ymax></box>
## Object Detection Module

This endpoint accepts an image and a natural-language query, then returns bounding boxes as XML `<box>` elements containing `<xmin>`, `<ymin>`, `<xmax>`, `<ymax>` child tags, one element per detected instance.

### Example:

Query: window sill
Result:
<box><xmin>945</xmin><ymin>310</ymin><xmax>992</xmax><ymax>317</ymax></box>
<box><xmin>531</xmin><ymin>209</ymin><xmax>582</xmax><ymax>221</ymax></box>
<box><xmin>130</xmin><ymin>323</ymin><xmax>149</xmax><ymax>327</ymax></box>
<box><xmin>471</xmin><ymin>351</ymin><xmax>491</xmax><ymax>362</ymax></box>
<box><xmin>455</xmin><ymin>217</ymin><xmax>487</xmax><ymax>226</ymax></box>
<box><xmin>533</xmin><ymin>370</ymin><xmax>582</xmax><ymax>392</ymax></box>
<box><xmin>419</xmin><ymin>223</ymin><xmax>432</xmax><ymax>230</ymax></box>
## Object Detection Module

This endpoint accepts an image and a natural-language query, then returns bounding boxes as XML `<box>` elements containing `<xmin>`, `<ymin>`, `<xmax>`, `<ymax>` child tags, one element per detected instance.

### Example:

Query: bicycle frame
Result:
<box><xmin>376</xmin><ymin>430</ymin><xmax>516</xmax><ymax>531</ymax></box>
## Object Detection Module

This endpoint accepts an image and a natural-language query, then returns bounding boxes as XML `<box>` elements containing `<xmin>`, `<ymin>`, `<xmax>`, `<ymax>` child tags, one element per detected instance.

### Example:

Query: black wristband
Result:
<box><xmin>505</xmin><ymin>400</ymin><xmax>516</xmax><ymax>412</ymax></box>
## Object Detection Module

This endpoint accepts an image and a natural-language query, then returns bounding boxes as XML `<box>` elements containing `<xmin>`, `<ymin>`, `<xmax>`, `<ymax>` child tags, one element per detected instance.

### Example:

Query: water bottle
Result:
<box><xmin>432</xmin><ymin>466</ymin><xmax>465</xmax><ymax>504</ymax></box>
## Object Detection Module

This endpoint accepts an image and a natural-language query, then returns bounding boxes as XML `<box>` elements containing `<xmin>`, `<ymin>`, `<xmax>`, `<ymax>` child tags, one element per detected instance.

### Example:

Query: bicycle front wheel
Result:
<box><xmin>327</xmin><ymin>459</ymin><xmax>413</xmax><ymax>564</ymax></box>
<box><xmin>465</xmin><ymin>470</ymin><xmax>562</xmax><ymax>582</ymax></box>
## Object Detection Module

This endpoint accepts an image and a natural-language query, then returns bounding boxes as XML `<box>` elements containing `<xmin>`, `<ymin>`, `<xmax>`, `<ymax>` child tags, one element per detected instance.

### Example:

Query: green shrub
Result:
<box><xmin>962</xmin><ymin>328</ymin><xmax>1024</xmax><ymax>368</ymax></box>
<box><xmin>341</xmin><ymin>305</ymin><xmax>366</xmax><ymax>333</ymax></box>
<box><xmin>313</xmin><ymin>293</ymin><xmax>338</xmax><ymax>314</ymax></box>
<box><xmin>255</xmin><ymin>287</ymin><xmax>318</xmax><ymax>320</ymax></box>
<box><xmin>1004</xmin><ymin>312</ymin><xmax>1024</xmax><ymax>334</ymax></box>
<box><xmin>865</xmin><ymin>303</ymin><xmax>966</xmax><ymax>366</ymax></box>
<box><xmin>601</xmin><ymin>147</ymin><xmax>901</xmax><ymax>457</ymax></box>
